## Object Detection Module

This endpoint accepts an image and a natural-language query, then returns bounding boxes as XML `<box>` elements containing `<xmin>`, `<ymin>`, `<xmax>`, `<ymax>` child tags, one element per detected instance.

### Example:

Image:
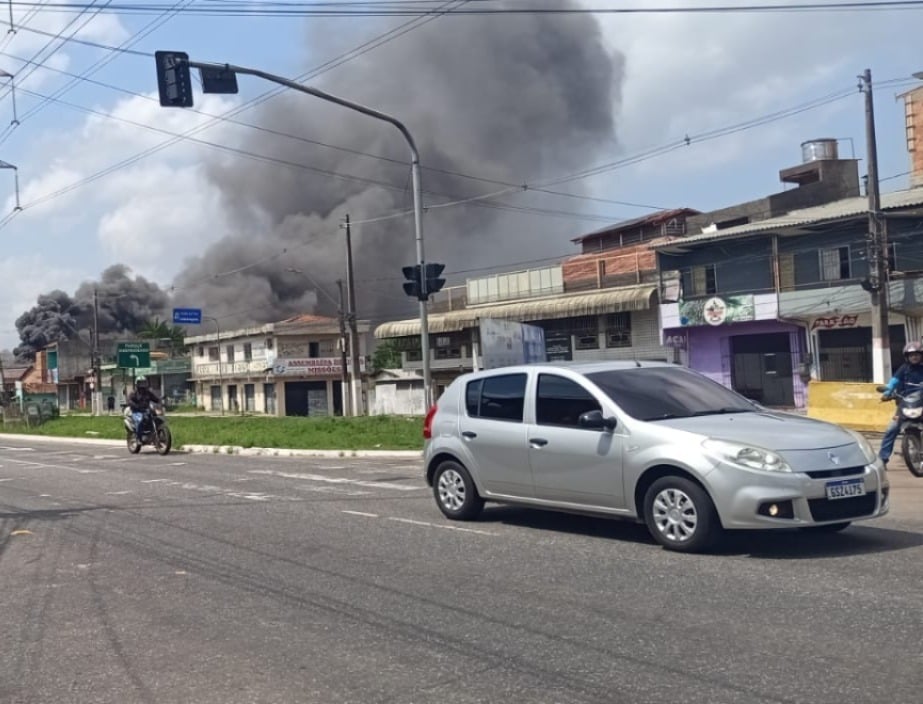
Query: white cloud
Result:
<box><xmin>96</xmin><ymin>161</ymin><xmax>230</xmax><ymax>283</ymax></box>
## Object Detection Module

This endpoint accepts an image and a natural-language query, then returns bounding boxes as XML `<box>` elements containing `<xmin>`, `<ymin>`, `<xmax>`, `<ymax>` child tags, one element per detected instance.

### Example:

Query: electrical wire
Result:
<box><xmin>3</xmin><ymin>0</ymin><xmax>923</xmax><ymax>16</ymax></box>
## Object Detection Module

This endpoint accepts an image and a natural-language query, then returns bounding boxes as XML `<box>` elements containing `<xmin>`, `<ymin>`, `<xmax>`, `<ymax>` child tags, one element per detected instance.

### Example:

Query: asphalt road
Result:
<box><xmin>1</xmin><ymin>438</ymin><xmax>921</xmax><ymax>704</ymax></box>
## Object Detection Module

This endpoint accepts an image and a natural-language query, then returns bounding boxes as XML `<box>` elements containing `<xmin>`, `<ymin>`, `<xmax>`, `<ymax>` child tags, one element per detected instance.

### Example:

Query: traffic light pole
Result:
<box><xmin>179</xmin><ymin>59</ymin><xmax>434</xmax><ymax>407</ymax></box>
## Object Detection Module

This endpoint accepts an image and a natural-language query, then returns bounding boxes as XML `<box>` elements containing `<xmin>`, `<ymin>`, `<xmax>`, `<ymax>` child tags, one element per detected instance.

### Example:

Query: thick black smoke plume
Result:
<box><xmin>173</xmin><ymin>2</ymin><xmax>623</xmax><ymax>329</ymax></box>
<box><xmin>14</xmin><ymin>265</ymin><xmax>169</xmax><ymax>360</ymax></box>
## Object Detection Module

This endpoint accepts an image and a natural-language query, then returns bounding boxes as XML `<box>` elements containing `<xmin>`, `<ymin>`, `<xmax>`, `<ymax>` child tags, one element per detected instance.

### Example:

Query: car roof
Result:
<box><xmin>454</xmin><ymin>360</ymin><xmax>677</xmax><ymax>382</ymax></box>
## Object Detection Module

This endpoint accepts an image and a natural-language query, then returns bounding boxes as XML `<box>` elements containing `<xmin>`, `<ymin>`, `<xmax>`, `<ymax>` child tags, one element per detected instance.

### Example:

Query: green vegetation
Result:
<box><xmin>0</xmin><ymin>414</ymin><xmax>426</xmax><ymax>451</ymax></box>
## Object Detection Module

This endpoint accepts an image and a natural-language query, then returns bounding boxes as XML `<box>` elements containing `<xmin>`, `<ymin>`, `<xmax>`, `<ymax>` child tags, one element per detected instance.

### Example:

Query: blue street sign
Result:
<box><xmin>172</xmin><ymin>307</ymin><xmax>202</xmax><ymax>325</ymax></box>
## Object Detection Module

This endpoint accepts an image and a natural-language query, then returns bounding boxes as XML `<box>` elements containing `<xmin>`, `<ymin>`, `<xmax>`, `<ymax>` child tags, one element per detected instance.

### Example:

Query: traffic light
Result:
<box><xmin>402</xmin><ymin>263</ymin><xmax>446</xmax><ymax>301</ymax></box>
<box><xmin>402</xmin><ymin>265</ymin><xmax>423</xmax><ymax>299</ymax></box>
<box><xmin>423</xmin><ymin>263</ymin><xmax>446</xmax><ymax>297</ymax></box>
<box><xmin>155</xmin><ymin>51</ymin><xmax>193</xmax><ymax>108</ymax></box>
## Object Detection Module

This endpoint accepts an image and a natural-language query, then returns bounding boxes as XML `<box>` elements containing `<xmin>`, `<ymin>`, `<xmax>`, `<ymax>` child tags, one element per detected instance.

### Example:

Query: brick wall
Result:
<box><xmin>562</xmin><ymin>246</ymin><xmax>657</xmax><ymax>290</ymax></box>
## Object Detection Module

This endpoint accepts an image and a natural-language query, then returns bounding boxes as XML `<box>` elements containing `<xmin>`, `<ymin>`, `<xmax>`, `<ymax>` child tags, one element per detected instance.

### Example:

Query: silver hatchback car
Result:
<box><xmin>422</xmin><ymin>361</ymin><xmax>889</xmax><ymax>552</ymax></box>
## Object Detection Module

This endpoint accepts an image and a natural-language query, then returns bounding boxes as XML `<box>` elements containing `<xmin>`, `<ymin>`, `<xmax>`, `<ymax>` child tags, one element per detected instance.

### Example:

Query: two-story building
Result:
<box><xmin>185</xmin><ymin>314</ymin><xmax>370</xmax><ymax>416</ymax></box>
<box><xmin>655</xmin><ymin>142</ymin><xmax>923</xmax><ymax>408</ymax></box>
<box><xmin>373</xmin><ymin>209</ymin><xmax>701</xmax><ymax>395</ymax></box>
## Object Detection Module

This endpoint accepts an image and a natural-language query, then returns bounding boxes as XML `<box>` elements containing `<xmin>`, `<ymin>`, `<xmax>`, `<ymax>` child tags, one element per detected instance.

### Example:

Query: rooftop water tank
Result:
<box><xmin>801</xmin><ymin>138</ymin><xmax>839</xmax><ymax>162</ymax></box>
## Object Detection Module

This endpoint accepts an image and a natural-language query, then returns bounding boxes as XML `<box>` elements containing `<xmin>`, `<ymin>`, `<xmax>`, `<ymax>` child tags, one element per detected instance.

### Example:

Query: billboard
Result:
<box><xmin>479</xmin><ymin>318</ymin><xmax>547</xmax><ymax>370</ymax></box>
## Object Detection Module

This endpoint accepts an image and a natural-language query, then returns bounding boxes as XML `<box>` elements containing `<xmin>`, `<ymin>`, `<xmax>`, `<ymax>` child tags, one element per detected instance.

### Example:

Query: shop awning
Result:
<box><xmin>375</xmin><ymin>285</ymin><xmax>657</xmax><ymax>338</ymax></box>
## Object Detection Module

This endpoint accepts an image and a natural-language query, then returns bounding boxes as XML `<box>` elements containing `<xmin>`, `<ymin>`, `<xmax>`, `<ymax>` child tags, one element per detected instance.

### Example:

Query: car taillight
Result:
<box><xmin>423</xmin><ymin>404</ymin><xmax>437</xmax><ymax>439</ymax></box>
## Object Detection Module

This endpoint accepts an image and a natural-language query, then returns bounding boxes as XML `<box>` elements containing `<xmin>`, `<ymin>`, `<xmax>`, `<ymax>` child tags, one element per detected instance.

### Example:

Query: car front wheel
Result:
<box><xmin>643</xmin><ymin>476</ymin><xmax>721</xmax><ymax>553</ymax></box>
<box><xmin>433</xmin><ymin>460</ymin><xmax>484</xmax><ymax>521</ymax></box>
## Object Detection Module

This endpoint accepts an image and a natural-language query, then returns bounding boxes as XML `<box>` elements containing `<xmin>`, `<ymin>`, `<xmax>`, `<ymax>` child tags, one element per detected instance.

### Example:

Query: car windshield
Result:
<box><xmin>585</xmin><ymin>366</ymin><xmax>757</xmax><ymax>421</ymax></box>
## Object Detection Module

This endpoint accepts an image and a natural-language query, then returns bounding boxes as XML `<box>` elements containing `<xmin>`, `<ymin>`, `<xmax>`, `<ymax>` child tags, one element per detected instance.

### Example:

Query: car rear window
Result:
<box><xmin>466</xmin><ymin>373</ymin><xmax>527</xmax><ymax>422</ymax></box>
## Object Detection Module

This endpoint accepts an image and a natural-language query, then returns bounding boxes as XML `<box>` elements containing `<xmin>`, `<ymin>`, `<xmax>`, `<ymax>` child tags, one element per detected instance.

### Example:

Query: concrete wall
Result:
<box><xmin>805</xmin><ymin>380</ymin><xmax>894</xmax><ymax>431</ymax></box>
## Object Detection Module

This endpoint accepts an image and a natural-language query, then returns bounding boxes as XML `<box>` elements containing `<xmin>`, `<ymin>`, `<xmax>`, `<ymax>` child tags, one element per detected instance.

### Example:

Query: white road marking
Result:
<box><xmin>386</xmin><ymin>516</ymin><xmax>496</xmax><ymax>536</ymax></box>
<box><xmin>5</xmin><ymin>457</ymin><xmax>103</xmax><ymax>474</ymax></box>
<box><xmin>105</xmin><ymin>490</ymin><xmax>133</xmax><ymax>496</ymax></box>
<box><xmin>141</xmin><ymin>479</ymin><xmax>171</xmax><ymax>483</ymax></box>
<box><xmin>341</xmin><ymin>510</ymin><xmax>379</xmax><ymax>517</ymax></box>
<box><xmin>248</xmin><ymin>468</ymin><xmax>420</xmax><ymax>491</ymax></box>
<box><xmin>0</xmin><ymin>446</ymin><xmax>35</xmax><ymax>452</ymax></box>
<box><xmin>0</xmin><ymin>477</ymin><xmax>14</xmax><ymax>482</ymax></box>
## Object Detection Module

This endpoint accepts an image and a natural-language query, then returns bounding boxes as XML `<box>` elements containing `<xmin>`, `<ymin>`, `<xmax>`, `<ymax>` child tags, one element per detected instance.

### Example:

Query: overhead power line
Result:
<box><xmin>2</xmin><ymin>0</ymin><xmax>923</xmax><ymax>16</ymax></box>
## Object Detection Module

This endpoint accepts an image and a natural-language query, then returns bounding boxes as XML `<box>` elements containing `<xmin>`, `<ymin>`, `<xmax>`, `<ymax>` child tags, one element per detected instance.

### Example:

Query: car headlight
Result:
<box><xmin>844</xmin><ymin>428</ymin><xmax>878</xmax><ymax>464</ymax></box>
<box><xmin>902</xmin><ymin>407</ymin><xmax>923</xmax><ymax>419</ymax></box>
<box><xmin>702</xmin><ymin>438</ymin><xmax>792</xmax><ymax>472</ymax></box>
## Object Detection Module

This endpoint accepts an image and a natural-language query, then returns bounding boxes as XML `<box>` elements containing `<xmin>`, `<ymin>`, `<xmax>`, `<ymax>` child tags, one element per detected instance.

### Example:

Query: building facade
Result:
<box><xmin>374</xmin><ymin>212</ymin><xmax>695</xmax><ymax>396</ymax></box>
<box><xmin>185</xmin><ymin>315</ymin><xmax>370</xmax><ymax>416</ymax></box>
<box><xmin>656</xmin><ymin>186</ymin><xmax>923</xmax><ymax>407</ymax></box>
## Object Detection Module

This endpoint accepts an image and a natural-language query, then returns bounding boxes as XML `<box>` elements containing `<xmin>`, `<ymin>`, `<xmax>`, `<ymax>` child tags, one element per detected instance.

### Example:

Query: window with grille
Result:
<box><xmin>572</xmin><ymin>315</ymin><xmax>599</xmax><ymax>350</ymax></box>
<box><xmin>605</xmin><ymin>312</ymin><xmax>632</xmax><ymax>348</ymax></box>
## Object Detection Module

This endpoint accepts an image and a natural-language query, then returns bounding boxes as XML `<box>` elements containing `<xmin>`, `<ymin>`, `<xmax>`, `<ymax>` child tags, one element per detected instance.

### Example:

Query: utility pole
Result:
<box><xmin>344</xmin><ymin>214</ymin><xmax>362</xmax><ymax>416</ymax></box>
<box><xmin>92</xmin><ymin>288</ymin><xmax>101</xmax><ymax>416</ymax></box>
<box><xmin>204</xmin><ymin>315</ymin><xmax>224</xmax><ymax>415</ymax></box>
<box><xmin>861</xmin><ymin>68</ymin><xmax>891</xmax><ymax>383</ymax></box>
<box><xmin>336</xmin><ymin>279</ymin><xmax>351</xmax><ymax>415</ymax></box>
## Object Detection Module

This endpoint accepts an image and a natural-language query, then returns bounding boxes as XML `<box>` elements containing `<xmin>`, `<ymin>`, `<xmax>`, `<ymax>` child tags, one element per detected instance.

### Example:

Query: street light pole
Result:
<box><xmin>184</xmin><ymin>59</ymin><xmax>434</xmax><ymax>408</ymax></box>
<box><xmin>203</xmin><ymin>315</ymin><xmax>224</xmax><ymax>415</ymax></box>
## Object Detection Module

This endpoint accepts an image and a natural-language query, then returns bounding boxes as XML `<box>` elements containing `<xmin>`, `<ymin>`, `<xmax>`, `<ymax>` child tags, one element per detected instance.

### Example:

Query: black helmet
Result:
<box><xmin>903</xmin><ymin>342</ymin><xmax>923</xmax><ymax>360</ymax></box>
<box><xmin>136</xmin><ymin>376</ymin><xmax>150</xmax><ymax>389</ymax></box>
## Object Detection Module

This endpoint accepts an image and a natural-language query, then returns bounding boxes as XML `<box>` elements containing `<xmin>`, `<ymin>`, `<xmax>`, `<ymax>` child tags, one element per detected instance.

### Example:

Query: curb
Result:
<box><xmin>0</xmin><ymin>433</ymin><xmax>422</xmax><ymax>459</ymax></box>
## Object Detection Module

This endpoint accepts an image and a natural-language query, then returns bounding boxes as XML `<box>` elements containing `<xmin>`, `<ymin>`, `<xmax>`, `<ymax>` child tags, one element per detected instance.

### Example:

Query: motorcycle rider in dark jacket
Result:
<box><xmin>128</xmin><ymin>376</ymin><xmax>161</xmax><ymax>443</ymax></box>
<box><xmin>879</xmin><ymin>341</ymin><xmax>923</xmax><ymax>466</ymax></box>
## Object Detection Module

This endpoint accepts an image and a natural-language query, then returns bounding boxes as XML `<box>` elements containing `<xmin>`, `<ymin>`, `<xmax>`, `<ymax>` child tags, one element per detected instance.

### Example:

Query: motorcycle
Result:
<box><xmin>877</xmin><ymin>382</ymin><xmax>923</xmax><ymax>477</ymax></box>
<box><xmin>122</xmin><ymin>403</ymin><xmax>173</xmax><ymax>455</ymax></box>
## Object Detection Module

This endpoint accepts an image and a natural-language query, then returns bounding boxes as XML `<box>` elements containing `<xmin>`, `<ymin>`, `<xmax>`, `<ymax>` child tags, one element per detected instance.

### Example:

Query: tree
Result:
<box><xmin>370</xmin><ymin>339</ymin><xmax>402</xmax><ymax>372</ymax></box>
<box><xmin>137</xmin><ymin>318</ymin><xmax>186</xmax><ymax>354</ymax></box>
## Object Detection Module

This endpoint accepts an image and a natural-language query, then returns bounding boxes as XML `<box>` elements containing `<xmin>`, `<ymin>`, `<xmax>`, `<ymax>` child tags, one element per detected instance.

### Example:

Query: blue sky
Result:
<box><xmin>0</xmin><ymin>0</ymin><xmax>921</xmax><ymax>352</ymax></box>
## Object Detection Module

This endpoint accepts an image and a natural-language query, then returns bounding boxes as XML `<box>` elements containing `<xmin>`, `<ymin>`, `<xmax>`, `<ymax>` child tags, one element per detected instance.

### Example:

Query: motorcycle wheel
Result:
<box><xmin>901</xmin><ymin>429</ymin><xmax>923</xmax><ymax>477</ymax></box>
<box><xmin>155</xmin><ymin>425</ymin><xmax>172</xmax><ymax>456</ymax></box>
<box><xmin>127</xmin><ymin>432</ymin><xmax>142</xmax><ymax>454</ymax></box>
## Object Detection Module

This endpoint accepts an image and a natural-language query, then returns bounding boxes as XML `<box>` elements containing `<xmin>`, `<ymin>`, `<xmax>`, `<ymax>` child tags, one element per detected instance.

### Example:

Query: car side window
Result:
<box><xmin>466</xmin><ymin>373</ymin><xmax>527</xmax><ymax>422</ymax></box>
<box><xmin>536</xmin><ymin>374</ymin><xmax>601</xmax><ymax>428</ymax></box>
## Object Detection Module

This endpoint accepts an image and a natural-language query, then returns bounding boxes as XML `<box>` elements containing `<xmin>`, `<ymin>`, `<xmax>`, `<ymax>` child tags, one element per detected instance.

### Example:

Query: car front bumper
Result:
<box><xmin>707</xmin><ymin>461</ymin><xmax>889</xmax><ymax>530</ymax></box>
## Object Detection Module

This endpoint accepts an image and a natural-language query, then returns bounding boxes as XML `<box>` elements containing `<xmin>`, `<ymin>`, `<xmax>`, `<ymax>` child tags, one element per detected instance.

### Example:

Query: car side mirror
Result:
<box><xmin>578</xmin><ymin>409</ymin><xmax>617</xmax><ymax>431</ymax></box>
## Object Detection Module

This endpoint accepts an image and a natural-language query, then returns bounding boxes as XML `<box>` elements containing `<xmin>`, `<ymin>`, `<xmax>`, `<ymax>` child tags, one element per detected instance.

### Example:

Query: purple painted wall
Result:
<box><xmin>666</xmin><ymin>320</ymin><xmax>809</xmax><ymax>408</ymax></box>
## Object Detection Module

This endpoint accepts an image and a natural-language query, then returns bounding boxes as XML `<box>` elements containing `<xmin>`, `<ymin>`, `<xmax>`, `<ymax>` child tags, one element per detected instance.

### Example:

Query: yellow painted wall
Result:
<box><xmin>805</xmin><ymin>381</ymin><xmax>894</xmax><ymax>432</ymax></box>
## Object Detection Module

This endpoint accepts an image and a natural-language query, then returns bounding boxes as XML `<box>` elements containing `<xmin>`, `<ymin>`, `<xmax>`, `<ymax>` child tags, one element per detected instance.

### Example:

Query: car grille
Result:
<box><xmin>805</xmin><ymin>466</ymin><xmax>866</xmax><ymax>479</ymax></box>
<box><xmin>808</xmin><ymin>492</ymin><xmax>878</xmax><ymax>522</ymax></box>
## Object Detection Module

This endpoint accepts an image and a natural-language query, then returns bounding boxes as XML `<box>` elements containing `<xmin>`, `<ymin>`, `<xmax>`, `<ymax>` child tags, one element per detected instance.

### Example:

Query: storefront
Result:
<box><xmin>662</xmin><ymin>294</ymin><xmax>809</xmax><ymax>408</ymax></box>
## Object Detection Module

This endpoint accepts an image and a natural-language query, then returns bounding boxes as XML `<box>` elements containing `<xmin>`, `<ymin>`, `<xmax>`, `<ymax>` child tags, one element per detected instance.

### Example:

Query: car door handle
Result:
<box><xmin>462</xmin><ymin>431</ymin><xmax>477</xmax><ymax>439</ymax></box>
<box><xmin>529</xmin><ymin>438</ymin><xmax>548</xmax><ymax>448</ymax></box>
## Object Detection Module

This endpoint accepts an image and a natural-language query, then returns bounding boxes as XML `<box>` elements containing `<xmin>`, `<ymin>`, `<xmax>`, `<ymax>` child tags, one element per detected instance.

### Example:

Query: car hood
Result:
<box><xmin>652</xmin><ymin>411</ymin><xmax>857</xmax><ymax>451</ymax></box>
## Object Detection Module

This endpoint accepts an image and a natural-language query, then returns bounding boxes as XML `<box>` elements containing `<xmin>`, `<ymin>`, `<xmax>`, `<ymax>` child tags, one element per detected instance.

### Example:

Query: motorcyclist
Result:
<box><xmin>878</xmin><ymin>341</ymin><xmax>923</xmax><ymax>466</ymax></box>
<box><xmin>128</xmin><ymin>376</ymin><xmax>161</xmax><ymax>444</ymax></box>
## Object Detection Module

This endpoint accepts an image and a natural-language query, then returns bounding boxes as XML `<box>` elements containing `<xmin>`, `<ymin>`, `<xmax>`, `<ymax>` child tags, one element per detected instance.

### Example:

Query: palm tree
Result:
<box><xmin>137</xmin><ymin>318</ymin><xmax>185</xmax><ymax>355</ymax></box>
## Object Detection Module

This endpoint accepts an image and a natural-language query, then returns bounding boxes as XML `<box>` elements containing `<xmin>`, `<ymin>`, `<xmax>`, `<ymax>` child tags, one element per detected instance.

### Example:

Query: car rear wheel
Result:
<box><xmin>643</xmin><ymin>476</ymin><xmax>721</xmax><ymax>553</ymax></box>
<box><xmin>433</xmin><ymin>460</ymin><xmax>484</xmax><ymax>521</ymax></box>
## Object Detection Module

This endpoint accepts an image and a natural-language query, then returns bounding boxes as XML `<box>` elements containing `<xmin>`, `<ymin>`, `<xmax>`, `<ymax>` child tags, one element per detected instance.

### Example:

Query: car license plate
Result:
<box><xmin>825</xmin><ymin>477</ymin><xmax>866</xmax><ymax>500</ymax></box>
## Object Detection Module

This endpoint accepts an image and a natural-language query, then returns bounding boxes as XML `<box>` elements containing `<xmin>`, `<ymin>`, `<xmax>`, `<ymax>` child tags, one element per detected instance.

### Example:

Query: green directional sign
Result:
<box><xmin>117</xmin><ymin>342</ymin><xmax>151</xmax><ymax>368</ymax></box>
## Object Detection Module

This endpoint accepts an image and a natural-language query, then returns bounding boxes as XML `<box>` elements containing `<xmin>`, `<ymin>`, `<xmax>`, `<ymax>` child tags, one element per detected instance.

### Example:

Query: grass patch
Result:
<box><xmin>0</xmin><ymin>414</ymin><xmax>426</xmax><ymax>451</ymax></box>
